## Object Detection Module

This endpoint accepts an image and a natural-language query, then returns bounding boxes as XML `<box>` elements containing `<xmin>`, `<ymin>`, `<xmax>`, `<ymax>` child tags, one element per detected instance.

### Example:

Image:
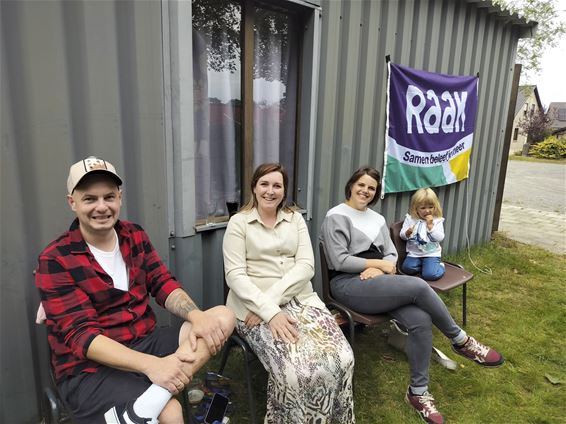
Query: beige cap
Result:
<box><xmin>67</xmin><ymin>156</ymin><xmax>122</xmax><ymax>194</ymax></box>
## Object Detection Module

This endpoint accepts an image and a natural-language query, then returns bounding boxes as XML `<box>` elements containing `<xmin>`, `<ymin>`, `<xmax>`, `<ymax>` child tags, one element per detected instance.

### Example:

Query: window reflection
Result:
<box><xmin>253</xmin><ymin>6</ymin><xmax>299</xmax><ymax>199</ymax></box>
<box><xmin>192</xmin><ymin>0</ymin><xmax>242</xmax><ymax>223</ymax></box>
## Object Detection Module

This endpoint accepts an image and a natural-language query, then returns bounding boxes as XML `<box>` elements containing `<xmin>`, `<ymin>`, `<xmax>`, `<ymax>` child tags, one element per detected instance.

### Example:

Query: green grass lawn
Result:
<box><xmin>190</xmin><ymin>234</ymin><xmax>565</xmax><ymax>423</ymax></box>
<box><xmin>508</xmin><ymin>155</ymin><xmax>566</xmax><ymax>164</ymax></box>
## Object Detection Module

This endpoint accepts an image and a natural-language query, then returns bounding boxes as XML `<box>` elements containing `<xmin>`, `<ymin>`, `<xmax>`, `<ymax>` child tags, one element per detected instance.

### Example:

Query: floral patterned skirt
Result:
<box><xmin>236</xmin><ymin>298</ymin><xmax>355</xmax><ymax>424</ymax></box>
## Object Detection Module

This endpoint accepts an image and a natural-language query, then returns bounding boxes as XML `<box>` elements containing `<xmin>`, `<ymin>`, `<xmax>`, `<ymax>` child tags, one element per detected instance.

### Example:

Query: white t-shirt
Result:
<box><xmin>87</xmin><ymin>230</ymin><xmax>128</xmax><ymax>291</ymax></box>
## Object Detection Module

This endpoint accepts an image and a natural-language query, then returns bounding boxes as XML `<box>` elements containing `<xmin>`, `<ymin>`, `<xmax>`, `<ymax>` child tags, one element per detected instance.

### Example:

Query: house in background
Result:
<box><xmin>553</xmin><ymin>127</ymin><xmax>566</xmax><ymax>139</ymax></box>
<box><xmin>547</xmin><ymin>102</ymin><xmax>566</xmax><ymax>137</ymax></box>
<box><xmin>509</xmin><ymin>85</ymin><xmax>544</xmax><ymax>155</ymax></box>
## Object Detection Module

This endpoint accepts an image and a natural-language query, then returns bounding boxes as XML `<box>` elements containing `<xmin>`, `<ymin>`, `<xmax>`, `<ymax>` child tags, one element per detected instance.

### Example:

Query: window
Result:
<box><xmin>513</xmin><ymin>127</ymin><xmax>518</xmax><ymax>140</ymax></box>
<box><xmin>558</xmin><ymin>108</ymin><xmax>566</xmax><ymax>121</ymax></box>
<box><xmin>192</xmin><ymin>0</ymin><xmax>310</xmax><ymax>226</ymax></box>
<box><xmin>530</xmin><ymin>104</ymin><xmax>535</xmax><ymax>116</ymax></box>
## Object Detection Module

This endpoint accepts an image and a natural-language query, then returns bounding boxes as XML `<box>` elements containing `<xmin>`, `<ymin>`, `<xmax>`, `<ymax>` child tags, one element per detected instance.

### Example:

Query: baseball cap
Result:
<box><xmin>67</xmin><ymin>156</ymin><xmax>123</xmax><ymax>194</ymax></box>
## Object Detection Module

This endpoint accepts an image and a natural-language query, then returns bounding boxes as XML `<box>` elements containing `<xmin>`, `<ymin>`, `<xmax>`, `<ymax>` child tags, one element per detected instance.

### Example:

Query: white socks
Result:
<box><xmin>451</xmin><ymin>330</ymin><xmax>468</xmax><ymax>346</ymax></box>
<box><xmin>410</xmin><ymin>385</ymin><xmax>428</xmax><ymax>395</ymax></box>
<box><xmin>133</xmin><ymin>384</ymin><xmax>172</xmax><ymax>419</ymax></box>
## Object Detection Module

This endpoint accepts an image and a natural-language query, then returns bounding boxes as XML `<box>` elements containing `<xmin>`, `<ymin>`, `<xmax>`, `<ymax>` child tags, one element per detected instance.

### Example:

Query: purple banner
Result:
<box><xmin>383</xmin><ymin>63</ymin><xmax>479</xmax><ymax>194</ymax></box>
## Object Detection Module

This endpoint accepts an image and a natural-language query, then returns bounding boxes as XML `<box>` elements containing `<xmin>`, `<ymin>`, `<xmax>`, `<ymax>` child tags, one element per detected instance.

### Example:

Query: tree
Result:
<box><xmin>192</xmin><ymin>0</ymin><xmax>241</xmax><ymax>74</ymax></box>
<box><xmin>493</xmin><ymin>0</ymin><xmax>566</xmax><ymax>80</ymax></box>
<box><xmin>517</xmin><ymin>109</ymin><xmax>552</xmax><ymax>144</ymax></box>
<box><xmin>192</xmin><ymin>0</ymin><xmax>296</xmax><ymax>82</ymax></box>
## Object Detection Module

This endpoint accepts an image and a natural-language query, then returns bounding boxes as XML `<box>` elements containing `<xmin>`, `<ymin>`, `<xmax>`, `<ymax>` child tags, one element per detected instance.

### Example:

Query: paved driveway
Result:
<box><xmin>498</xmin><ymin>160</ymin><xmax>566</xmax><ymax>254</ymax></box>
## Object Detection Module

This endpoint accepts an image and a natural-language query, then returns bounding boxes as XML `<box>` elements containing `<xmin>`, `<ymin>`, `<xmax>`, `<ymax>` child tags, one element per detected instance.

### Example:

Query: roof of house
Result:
<box><xmin>514</xmin><ymin>85</ymin><xmax>543</xmax><ymax>116</ymax></box>
<box><xmin>548</xmin><ymin>102</ymin><xmax>566</xmax><ymax>130</ymax></box>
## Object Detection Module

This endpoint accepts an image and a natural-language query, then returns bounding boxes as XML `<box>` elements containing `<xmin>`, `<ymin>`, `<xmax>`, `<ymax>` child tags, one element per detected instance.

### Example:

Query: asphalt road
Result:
<box><xmin>502</xmin><ymin>160</ymin><xmax>566</xmax><ymax>214</ymax></box>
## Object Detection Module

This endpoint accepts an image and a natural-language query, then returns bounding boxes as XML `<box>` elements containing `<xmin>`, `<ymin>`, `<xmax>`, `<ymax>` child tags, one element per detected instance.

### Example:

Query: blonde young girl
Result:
<box><xmin>400</xmin><ymin>188</ymin><xmax>445</xmax><ymax>281</ymax></box>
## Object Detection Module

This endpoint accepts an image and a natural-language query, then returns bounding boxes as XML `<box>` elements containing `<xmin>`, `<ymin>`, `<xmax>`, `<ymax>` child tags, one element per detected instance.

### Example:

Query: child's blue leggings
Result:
<box><xmin>402</xmin><ymin>256</ymin><xmax>445</xmax><ymax>281</ymax></box>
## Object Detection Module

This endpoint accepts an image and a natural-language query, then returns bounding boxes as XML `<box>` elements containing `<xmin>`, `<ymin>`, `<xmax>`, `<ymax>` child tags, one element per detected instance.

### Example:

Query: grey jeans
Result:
<box><xmin>331</xmin><ymin>273</ymin><xmax>462</xmax><ymax>388</ymax></box>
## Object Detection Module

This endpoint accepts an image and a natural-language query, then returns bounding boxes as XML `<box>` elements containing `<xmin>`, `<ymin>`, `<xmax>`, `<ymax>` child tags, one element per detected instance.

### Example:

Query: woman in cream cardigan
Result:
<box><xmin>223</xmin><ymin>163</ymin><xmax>354</xmax><ymax>423</ymax></box>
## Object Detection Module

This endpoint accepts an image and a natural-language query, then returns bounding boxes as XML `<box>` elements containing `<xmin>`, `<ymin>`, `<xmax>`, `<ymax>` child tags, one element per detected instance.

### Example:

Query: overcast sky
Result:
<box><xmin>529</xmin><ymin>4</ymin><xmax>566</xmax><ymax>108</ymax></box>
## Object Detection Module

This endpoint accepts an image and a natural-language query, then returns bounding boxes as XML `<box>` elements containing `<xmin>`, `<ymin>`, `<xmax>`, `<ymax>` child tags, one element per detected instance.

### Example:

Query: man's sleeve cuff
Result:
<box><xmin>73</xmin><ymin>329</ymin><xmax>103</xmax><ymax>360</ymax></box>
<box><xmin>156</xmin><ymin>280</ymin><xmax>183</xmax><ymax>307</ymax></box>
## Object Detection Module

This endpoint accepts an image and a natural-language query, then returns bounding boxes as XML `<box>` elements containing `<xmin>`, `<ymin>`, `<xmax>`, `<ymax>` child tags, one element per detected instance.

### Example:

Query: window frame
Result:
<box><xmin>241</xmin><ymin>0</ymin><xmax>309</xmax><ymax>204</ymax></box>
<box><xmin>162</xmin><ymin>0</ymin><xmax>321</xmax><ymax>236</ymax></box>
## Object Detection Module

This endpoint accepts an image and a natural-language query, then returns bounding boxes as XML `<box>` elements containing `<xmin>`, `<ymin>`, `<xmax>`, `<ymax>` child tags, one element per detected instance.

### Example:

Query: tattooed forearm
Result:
<box><xmin>165</xmin><ymin>288</ymin><xmax>200</xmax><ymax>320</ymax></box>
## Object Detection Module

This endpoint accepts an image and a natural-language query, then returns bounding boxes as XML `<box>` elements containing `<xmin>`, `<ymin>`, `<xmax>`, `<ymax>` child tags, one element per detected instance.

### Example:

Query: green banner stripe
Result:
<box><xmin>384</xmin><ymin>156</ymin><xmax>448</xmax><ymax>193</ymax></box>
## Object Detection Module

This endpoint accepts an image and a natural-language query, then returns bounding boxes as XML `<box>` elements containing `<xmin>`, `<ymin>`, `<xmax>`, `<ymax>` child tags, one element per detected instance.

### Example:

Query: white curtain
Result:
<box><xmin>192</xmin><ymin>10</ymin><xmax>241</xmax><ymax>220</ymax></box>
<box><xmin>253</xmin><ymin>6</ymin><xmax>299</xmax><ymax>196</ymax></box>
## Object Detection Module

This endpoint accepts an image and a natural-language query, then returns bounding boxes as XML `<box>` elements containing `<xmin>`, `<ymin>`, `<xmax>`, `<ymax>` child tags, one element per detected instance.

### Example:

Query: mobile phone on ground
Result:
<box><xmin>204</xmin><ymin>393</ymin><xmax>229</xmax><ymax>424</ymax></box>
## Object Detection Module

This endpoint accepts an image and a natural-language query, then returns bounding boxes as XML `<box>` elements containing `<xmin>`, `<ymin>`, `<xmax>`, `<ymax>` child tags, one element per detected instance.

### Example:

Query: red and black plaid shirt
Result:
<box><xmin>36</xmin><ymin>219</ymin><xmax>182</xmax><ymax>382</ymax></box>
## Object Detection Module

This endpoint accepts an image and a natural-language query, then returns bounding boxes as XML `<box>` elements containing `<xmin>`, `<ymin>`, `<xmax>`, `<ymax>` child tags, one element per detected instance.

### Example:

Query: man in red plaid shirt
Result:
<box><xmin>36</xmin><ymin>156</ymin><xmax>235</xmax><ymax>424</ymax></box>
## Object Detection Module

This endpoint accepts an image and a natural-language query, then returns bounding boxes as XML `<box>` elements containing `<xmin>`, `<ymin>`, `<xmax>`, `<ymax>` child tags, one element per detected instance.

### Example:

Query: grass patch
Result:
<box><xmin>191</xmin><ymin>234</ymin><xmax>566</xmax><ymax>423</ymax></box>
<box><xmin>508</xmin><ymin>155</ymin><xmax>566</xmax><ymax>164</ymax></box>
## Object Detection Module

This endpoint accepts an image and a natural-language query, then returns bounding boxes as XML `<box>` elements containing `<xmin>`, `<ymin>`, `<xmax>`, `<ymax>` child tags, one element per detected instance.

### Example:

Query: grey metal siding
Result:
<box><xmin>310</xmin><ymin>1</ymin><xmax>521</xmax><ymax>293</ymax></box>
<box><xmin>0</xmin><ymin>0</ymin><xmax>528</xmax><ymax>422</ymax></box>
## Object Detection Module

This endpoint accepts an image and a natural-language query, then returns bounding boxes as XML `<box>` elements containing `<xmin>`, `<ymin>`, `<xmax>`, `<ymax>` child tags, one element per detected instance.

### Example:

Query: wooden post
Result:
<box><xmin>492</xmin><ymin>63</ymin><xmax>521</xmax><ymax>233</ymax></box>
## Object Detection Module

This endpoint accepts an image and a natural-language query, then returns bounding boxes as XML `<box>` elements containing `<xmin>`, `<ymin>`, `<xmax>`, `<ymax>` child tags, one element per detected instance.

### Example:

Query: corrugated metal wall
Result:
<box><xmin>310</xmin><ymin>0</ymin><xmax>524</xmax><ymax>260</ymax></box>
<box><xmin>1</xmin><ymin>0</ymin><xmax>529</xmax><ymax>422</ymax></box>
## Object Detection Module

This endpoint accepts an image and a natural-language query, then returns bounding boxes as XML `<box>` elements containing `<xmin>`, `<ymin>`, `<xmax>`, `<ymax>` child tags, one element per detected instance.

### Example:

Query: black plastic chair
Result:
<box><xmin>42</xmin><ymin>377</ymin><xmax>73</xmax><ymax>424</ymax></box>
<box><xmin>35</xmin><ymin>267</ymin><xmax>71</xmax><ymax>424</ymax></box>
<box><xmin>319</xmin><ymin>241</ymin><xmax>390</xmax><ymax>349</ymax></box>
<box><xmin>389</xmin><ymin>221</ymin><xmax>473</xmax><ymax>326</ymax></box>
<box><xmin>37</xmin><ymin>300</ymin><xmax>73</xmax><ymax>424</ymax></box>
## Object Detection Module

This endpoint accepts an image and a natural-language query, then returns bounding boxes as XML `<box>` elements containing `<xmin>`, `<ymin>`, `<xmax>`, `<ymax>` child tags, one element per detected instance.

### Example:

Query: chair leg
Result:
<box><xmin>180</xmin><ymin>387</ymin><xmax>191</xmax><ymax>421</ymax></box>
<box><xmin>218</xmin><ymin>337</ymin><xmax>236</xmax><ymax>374</ymax></box>
<box><xmin>242</xmin><ymin>349</ymin><xmax>257</xmax><ymax>424</ymax></box>
<box><xmin>217</xmin><ymin>336</ymin><xmax>257</xmax><ymax>424</ymax></box>
<box><xmin>348</xmin><ymin>318</ymin><xmax>355</xmax><ymax>350</ymax></box>
<box><xmin>462</xmin><ymin>283</ymin><xmax>467</xmax><ymax>327</ymax></box>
